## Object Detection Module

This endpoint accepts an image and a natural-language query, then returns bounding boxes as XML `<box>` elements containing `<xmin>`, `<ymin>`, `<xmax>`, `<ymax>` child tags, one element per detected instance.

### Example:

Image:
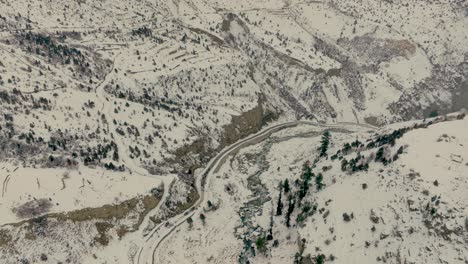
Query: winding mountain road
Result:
<box><xmin>136</xmin><ymin>120</ymin><xmax>376</xmax><ymax>264</ymax></box>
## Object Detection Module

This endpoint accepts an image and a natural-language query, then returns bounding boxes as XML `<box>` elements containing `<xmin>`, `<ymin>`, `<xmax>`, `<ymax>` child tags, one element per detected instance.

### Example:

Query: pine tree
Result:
<box><xmin>375</xmin><ymin>147</ymin><xmax>384</xmax><ymax>162</ymax></box>
<box><xmin>276</xmin><ymin>190</ymin><xmax>283</xmax><ymax>216</ymax></box>
<box><xmin>341</xmin><ymin>158</ymin><xmax>348</xmax><ymax>171</ymax></box>
<box><xmin>316</xmin><ymin>173</ymin><xmax>324</xmax><ymax>191</ymax></box>
<box><xmin>319</xmin><ymin>130</ymin><xmax>331</xmax><ymax>157</ymax></box>
<box><xmin>315</xmin><ymin>254</ymin><xmax>325</xmax><ymax>264</ymax></box>
<box><xmin>200</xmin><ymin>213</ymin><xmax>206</xmax><ymax>225</ymax></box>
<box><xmin>112</xmin><ymin>149</ymin><xmax>119</xmax><ymax>161</ymax></box>
<box><xmin>255</xmin><ymin>236</ymin><xmax>267</xmax><ymax>254</ymax></box>
<box><xmin>302</xmin><ymin>164</ymin><xmax>313</xmax><ymax>182</ymax></box>
<box><xmin>283</xmin><ymin>179</ymin><xmax>290</xmax><ymax>193</ymax></box>
<box><xmin>187</xmin><ymin>216</ymin><xmax>193</xmax><ymax>228</ymax></box>
<box><xmin>299</xmin><ymin>164</ymin><xmax>314</xmax><ymax>200</ymax></box>
<box><xmin>286</xmin><ymin>195</ymin><xmax>295</xmax><ymax>227</ymax></box>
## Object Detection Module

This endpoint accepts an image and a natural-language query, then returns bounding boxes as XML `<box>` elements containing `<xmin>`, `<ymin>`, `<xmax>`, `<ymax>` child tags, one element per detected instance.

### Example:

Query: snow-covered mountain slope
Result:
<box><xmin>0</xmin><ymin>0</ymin><xmax>467</xmax><ymax>263</ymax></box>
<box><xmin>157</xmin><ymin>113</ymin><xmax>468</xmax><ymax>264</ymax></box>
<box><xmin>1</xmin><ymin>0</ymin><xmax>467</xmax><ymax>176</ymax></box>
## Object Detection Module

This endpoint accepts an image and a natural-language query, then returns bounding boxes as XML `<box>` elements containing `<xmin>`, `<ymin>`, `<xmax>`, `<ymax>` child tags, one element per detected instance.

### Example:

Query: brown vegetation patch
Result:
<box><xmin>221</xmin><ymin>100</ymin><xmax>264</xmax><ymax>146</ymax></box>
<box><xmin>0</xmin><ymin>230</ymin><xmax>11</xmax><ymax>247</ymax></box>
<box><xmin>364</xmin><ymin>116</ymin><xmax>382</xmax><ymax>127</ymax></box>
<box><xmin>116</xmin><ymin>225</ymin><xmax>130</xmax><ymax>239</ymax></box>
<box><xmin>10</xmin><ymin>192</ymin><xmax>162</xmax><ymax>234</ymax></box>
<box><xmin>326</xmin><ymin>68</ymin><xmax>342</xmax><ymax>77</ymax></box>
<box><xmin>0</xmin><ymin>192</ymin><xmax>163</xmax><ymax>257</ymax></box>
<box><xmin>385</xmin><ymin>39</ymin><xmax>416</xmax><ymax>56</ymax></box>
<box><xmin>94</xmin><ymin>222</ymin><xmax>114</xmax><ymax>246</ymax></box>
<box><xmin>51</xmin><ymin>194</ymin><xmax>161</xmax><ymax>230</ymax></box>
<box><xmin>452</xmin><ymin>81</ymin><xmax>468</xmax><ymax>111</ymax></box>
<box><xmin>14</xmin><ymin>198</ymin><xmax>53</xmax><ymax>219</ymax></box>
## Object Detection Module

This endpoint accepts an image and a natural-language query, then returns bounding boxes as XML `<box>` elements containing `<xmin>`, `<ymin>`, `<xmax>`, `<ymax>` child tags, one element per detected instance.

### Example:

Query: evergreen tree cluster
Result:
<box><xmin>367</xmin><ymin>128</ymin><xmax>408</xmax><ymax>148</ymax></box>
<box><xmin>298</xmin><ymin>164</ymin><xmax>314</xmax><ymax>201</ymax></box>
<box><xmin>341</xmin><ymin>153</ymin><xmax>369</xmax><ymax>172</ymax></box>
<box><xmin>20</xmin><ymin>32</ymin><xmax>87</xmax><ymax>67</ymax></box>
<box><xmin>331</xmin><ymin>128</ymin><xmax>412</xmax><ymax>173</ymax></box>
<box><xmin>112</xmin><ymin>87</ymin><xmax>185</xmax><ymax>114</ymax></box>
<box><xmin>332</xmin><ymin>128</ymin><xmax>409</xmax><ymax>164</ymax></box>
<box><xmin>0</xmin><ymin>90</ymin><xmax>23</xmax><ymax>105</ymax></box>
<box><xmin>80</xmin><ymin>142</ymin><xmax>118</xmax><ymax>165</ymax></box>
<box><xmin>276</xmin><ymin>179</ymin><xmax>291</xmax><ymax>216</ymax></box>
<box><xmin>276</xmin><ymin>162</ymin><xmax>323</xmax><ymax>228</ymax></box>
<box><xmin>296</xmin><ymin>202</ymin><xmax>317</xmax><ymax>224</ymax></box>
<box><xmin>131</xmin><ymin>26</ymin><xmax>153</xmax><ymax>37</ymax></box>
